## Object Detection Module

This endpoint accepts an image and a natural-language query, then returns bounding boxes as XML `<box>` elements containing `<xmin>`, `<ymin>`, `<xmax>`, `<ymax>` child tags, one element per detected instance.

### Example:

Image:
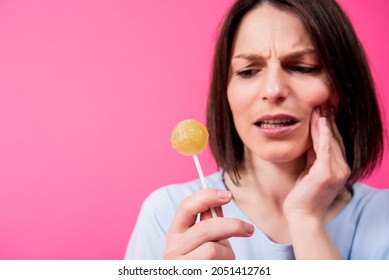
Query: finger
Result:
<box><xmin>321</xmin><ymin>103</ymin><xmax>346</xmax><ymax>157</ymax></box>
<box><xmin>319</xmin><ymin>104</ymin><xmax>348</xmax><ymax>169</ymax></box>
<box><xmin>315</xmin><ymin>117</ymin><xmax>332</xmax><ymax>166</ymax></box>
<box><xmin>316</xmin><ymin>116</ymin><xmax>350</xmax><ymax>183</ymax></box>
<box><xmin>329</xmin><ymin>136</ymin><xmax>351</xmax><ymax>182</ymax></box>
<box><xmin>169</xmin><ymin>189</ymin><xmax>232</xmax><ymax>234</ymax></box>
<box><xmin>178</xmin><ymin>217</ymin><xmax>254</xmax><ymax>255</ymax></box>
<box><xmin>321</xmin><ymin>104</ymin><xmax>348</xmax><ymax>167</ymax></box>
<box><xmin>329</xmin><ymin>135</ymin><xmax>347</xmax><ymax>167</ymax></box>
<box><xmin>305</xmin><ymin>146</ymin><xmax>316</xmax><ymax>171</ymax></box>
<box><xmin>182</xmin><ymin>240</ymin><xmax>235</xmax><ymax>260</ymax></box>
<box><xmin>310</xmin><ymin>107</ymin><xmax>321</xmax><ymax>152</ymax></box>
<box><xmin>328</xmin><ymin>106</ymin><xmax>347</xmax><ymax>158</ymax></box>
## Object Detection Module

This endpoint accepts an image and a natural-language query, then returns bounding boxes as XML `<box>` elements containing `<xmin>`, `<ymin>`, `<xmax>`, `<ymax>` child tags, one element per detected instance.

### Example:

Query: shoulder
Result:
<box><xmin>350</xmin><ymin>182</ymin><xmax>389</xmax><ymax>223</ymax></box>
<box><xmin>349</xmin><ymin>183</ymin><xmax>389</xmax><ymax>259</ymax></box>
<box><xmin>356</xmin><ymin>183</ymin><xmax>389</xmax><ymax>226</ymax></box>
<box><xmin>352</xmin><ymin>182</ymin><xmax>389</xmax><ymax>212</ymax></box>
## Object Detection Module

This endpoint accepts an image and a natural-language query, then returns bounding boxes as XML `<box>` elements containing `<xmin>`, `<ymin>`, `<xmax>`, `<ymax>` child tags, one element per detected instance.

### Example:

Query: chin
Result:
<box><xmin>249</xmin><ymin>142</ymin><xmax>309</xmax><ymax>164</ymax></box>
<box><xmin>259</xmin><ymin>152</ymin><xmax>303</xmax><ymax>163</ymax></box>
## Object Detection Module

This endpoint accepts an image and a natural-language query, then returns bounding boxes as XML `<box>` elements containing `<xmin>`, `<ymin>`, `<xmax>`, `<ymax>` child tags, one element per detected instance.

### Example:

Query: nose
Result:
<box><xmin>260</xmin><ymin>65</ymin><xmax>288</xmax><ymax>103</ymax></box>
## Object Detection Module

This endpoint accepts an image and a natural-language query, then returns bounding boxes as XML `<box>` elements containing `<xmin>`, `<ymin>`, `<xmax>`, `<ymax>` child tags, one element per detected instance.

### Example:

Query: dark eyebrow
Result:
<box><xmin>232</xmin><ymin>49</ymin><xmax>317</xmax><ymax>61</ymax></box>
<box><xmin>232</xmin><ymin>54</ymin><xmax>262</xmax><ymax>61</ymax></box>
<box><xmin>284</xmin><ymin>49</ymin><xmax>317</xmax><ymax>60</ymax></box>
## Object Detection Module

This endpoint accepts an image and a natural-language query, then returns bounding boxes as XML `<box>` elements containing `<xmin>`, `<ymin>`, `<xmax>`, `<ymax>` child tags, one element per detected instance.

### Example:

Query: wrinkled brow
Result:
<box><xmin>232</xmin><ymin>49</ymin><xmax>317</xmax><ymax>61</ymax></box>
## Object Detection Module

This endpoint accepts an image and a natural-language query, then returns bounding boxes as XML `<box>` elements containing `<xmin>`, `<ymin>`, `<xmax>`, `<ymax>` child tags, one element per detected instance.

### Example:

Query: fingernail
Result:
<box><xmin>217</xmin><ymin>190</ymin><xmax>231</xmax><ymax>199</ymax></box>
<box><xmin>245</xmin><ymin>223</ymin><xmax>254</xmax><ymax>235</ymax></box>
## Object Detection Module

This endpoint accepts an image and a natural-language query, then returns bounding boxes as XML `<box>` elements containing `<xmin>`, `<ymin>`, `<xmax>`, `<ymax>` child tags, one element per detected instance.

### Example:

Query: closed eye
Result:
<box><xmin>236</xmin><ymin>68</ymin><xmax>260</xmax><ymax>78</ymax></box>
<box><xmin>288</xmin><ymin>65</ymin><xmax>321</xmax><ymax>74</ymax></box>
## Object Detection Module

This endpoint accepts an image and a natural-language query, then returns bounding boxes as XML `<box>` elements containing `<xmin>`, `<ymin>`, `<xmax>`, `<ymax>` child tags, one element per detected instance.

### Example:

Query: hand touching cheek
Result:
<box><xmin>283</xmin><ymin>103</ymin><xmax>351</xmax><ymax>220</ymax></box>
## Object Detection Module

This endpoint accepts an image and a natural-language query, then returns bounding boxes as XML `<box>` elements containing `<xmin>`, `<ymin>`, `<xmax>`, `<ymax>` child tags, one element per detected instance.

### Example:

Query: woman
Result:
<box><xmin>126</xmin><ymin>0</ymin><xmax>387</xmax><ymax>259</ymax></box>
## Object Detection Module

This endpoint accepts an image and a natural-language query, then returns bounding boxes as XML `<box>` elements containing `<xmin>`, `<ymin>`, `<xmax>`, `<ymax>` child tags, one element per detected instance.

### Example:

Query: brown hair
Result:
<box><xmin>207</xmin><ymin>0</ymin><xmax>384</xmax><ymax>186</ymax></box>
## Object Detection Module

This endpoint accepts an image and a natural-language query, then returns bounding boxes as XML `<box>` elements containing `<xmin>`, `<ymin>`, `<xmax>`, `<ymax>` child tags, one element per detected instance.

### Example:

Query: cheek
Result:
<box><xmin>296</xmin><ymin>80</ymin><xmax>333</xmax><ymax>109</ymax></box>
<box><xmin>227</xmin><ymin>83</ymin><xmax>258</xmax><ymax>141</ymax></box>
<box><xmin>227</xmin><ymin>82</ymin><xmax>256</xmax><ymax>114</ymax></box>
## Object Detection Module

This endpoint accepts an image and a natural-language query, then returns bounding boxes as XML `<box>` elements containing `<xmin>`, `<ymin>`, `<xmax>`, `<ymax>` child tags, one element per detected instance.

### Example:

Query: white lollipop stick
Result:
<box><xmin>192</xmin><ymin>154</ymin><xmax>217</xmax><ymax>218</ymax></box>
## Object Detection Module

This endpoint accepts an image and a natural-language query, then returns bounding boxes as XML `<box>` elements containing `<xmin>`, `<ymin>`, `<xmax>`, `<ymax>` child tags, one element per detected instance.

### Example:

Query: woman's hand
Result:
<box><xmin>164</xmin><ymin>189</ymin><xmax>254</xmax><ymax>259</ymax></box>
<box><xmin>283</xmin><ymin>103</ymin><xmax>351</xmax><ymax>220</ymax></box>
<box><xmin>283</xmin><ymin>103</ymin><xmax>351</xmax><ymax>259</ymax></box>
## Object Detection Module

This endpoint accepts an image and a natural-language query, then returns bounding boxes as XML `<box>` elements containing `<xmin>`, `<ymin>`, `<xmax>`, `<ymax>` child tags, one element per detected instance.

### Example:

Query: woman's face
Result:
<box><xmin>228</xmin><ymin>4</ymin><xmax>335</xmax><ymax>163</ymax></box>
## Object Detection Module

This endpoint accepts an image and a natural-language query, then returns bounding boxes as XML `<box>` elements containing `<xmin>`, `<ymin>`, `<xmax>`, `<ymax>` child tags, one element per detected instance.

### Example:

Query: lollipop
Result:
<box><xmin>171</xmin><ymin>119</ymin><xmax>209</xmax><ymax>156</ymax></box>
<box><xmin>171</xmin><ymin>119</ymin><xmax>217</xmax><ymax>217</ymax></box>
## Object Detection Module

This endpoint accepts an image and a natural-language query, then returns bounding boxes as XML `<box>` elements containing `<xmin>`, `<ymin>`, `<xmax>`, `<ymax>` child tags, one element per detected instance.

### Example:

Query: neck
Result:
<box><xmin>227</xmin><ymin>151</ymin><xmax>307</xmax><ymax>201</ymax></box>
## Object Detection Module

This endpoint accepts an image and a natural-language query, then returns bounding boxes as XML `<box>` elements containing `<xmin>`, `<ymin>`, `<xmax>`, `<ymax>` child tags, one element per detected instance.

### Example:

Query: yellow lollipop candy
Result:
<box><xmin>170</xmin><ymin>119</ymin><xmax>209</xmax><ymax>156</ymax></box>
<box><xmin>170</xmin><ymin>119</ymin><xmax>216</xmax><ymax>218</ymax></box>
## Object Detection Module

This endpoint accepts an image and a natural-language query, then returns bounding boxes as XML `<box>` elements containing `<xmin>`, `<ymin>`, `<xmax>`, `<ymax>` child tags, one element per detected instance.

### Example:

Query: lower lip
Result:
<box><xmin>255</xmin><ymin>122</ymin><xmax>299</xmax><ymax>137</ymax></box>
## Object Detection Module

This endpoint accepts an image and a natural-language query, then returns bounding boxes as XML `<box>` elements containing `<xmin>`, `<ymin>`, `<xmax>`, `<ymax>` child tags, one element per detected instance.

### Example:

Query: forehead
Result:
<box><xmin>232</xmin><ymin>4</ymin><xmax>313</xmax><ymax>55</ymax></box>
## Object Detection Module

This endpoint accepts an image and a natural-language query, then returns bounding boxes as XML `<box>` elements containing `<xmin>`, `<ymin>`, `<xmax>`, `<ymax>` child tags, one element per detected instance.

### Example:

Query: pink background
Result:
<box><xmin>0</xmin><ymin>0</ymin><xmax>387</xmax><ymax>259</ymax></box>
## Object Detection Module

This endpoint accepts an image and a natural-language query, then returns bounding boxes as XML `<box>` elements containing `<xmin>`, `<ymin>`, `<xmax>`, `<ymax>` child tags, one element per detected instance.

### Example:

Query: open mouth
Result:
<box><xmin>254</xmin><ymin>119</ymin><xmax>298</xmax><ymax>128</ymax></box>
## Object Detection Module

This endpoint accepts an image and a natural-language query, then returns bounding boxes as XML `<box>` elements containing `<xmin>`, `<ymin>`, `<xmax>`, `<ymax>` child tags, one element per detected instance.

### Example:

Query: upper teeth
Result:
<box><xmin>260</xmin><ymin>119</ymin><xmax>292</xmax><ymax>124</ymax></box>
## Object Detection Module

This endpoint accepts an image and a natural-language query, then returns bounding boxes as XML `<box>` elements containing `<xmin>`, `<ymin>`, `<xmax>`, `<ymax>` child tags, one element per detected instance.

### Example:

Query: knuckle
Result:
<box><xmin>343</xmin><ymin>166</ymin><xmax>351</xmax><ymax>178</ymax></box>
<box><xmin>202</xmin><ymin>242</ymin><xmax>235</xmax><ymax>260</ymax></box>
<box><xmin>165</xmin><ymin>231</ymin><xmax>180</xmax><ymax>244</ymax></box>
<box><xmin>163</xmin><ymin>249</ymin><xmax>173</xmax><ymax>260</ymax></box>
<box><xmin>202</xmin><ymin>242</ymin><xmax>219</xmax><ymax>260</ymax></box>
<box><xmin>205</xmin><ymin>243</ymin><xmax>218</xmax><ymax>259</ymax></box>
<box><xmin>319</xmin><ymin>177</ymin><xmax>332</xmax><ymax>186</ymax></box>
<box><xmin>164</xmin><ymin>235</ymin><xmax>181</xmax><ymax>256</ymax></box>
<box><xmin>163</xmin><ymin>245</ymin><xmax>178</xmax><ymax>260</ymax></box>
<box><xmin>323</xmin><ymin>143</ymin><xmax>331</xmax><ymax>153</ymax></box>
<box><xmin>230</xmin><ymin>219</ymin><xmax>245</xmax><ymax>233</ymax></box>
<box><xmin>336</xmin><ymin>165</ymin><xmax>351</xmax><ymax>181</ymax></box>
<box><xmin>178</xmin><ymin>196</ymin><xmax>195</xmax><ymax>215</ymax></box>
<box><xmin>178</xmin><ymin>196</ymin><xmax>189</xmax><ymax>209</ymax></box>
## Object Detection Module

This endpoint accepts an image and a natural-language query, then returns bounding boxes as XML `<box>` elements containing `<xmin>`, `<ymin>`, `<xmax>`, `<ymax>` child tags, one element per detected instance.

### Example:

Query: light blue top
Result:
<box><xmin>125</xmin><ymin>171</ymin><xmax>389</xmax><ymax>260</ymax></box>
